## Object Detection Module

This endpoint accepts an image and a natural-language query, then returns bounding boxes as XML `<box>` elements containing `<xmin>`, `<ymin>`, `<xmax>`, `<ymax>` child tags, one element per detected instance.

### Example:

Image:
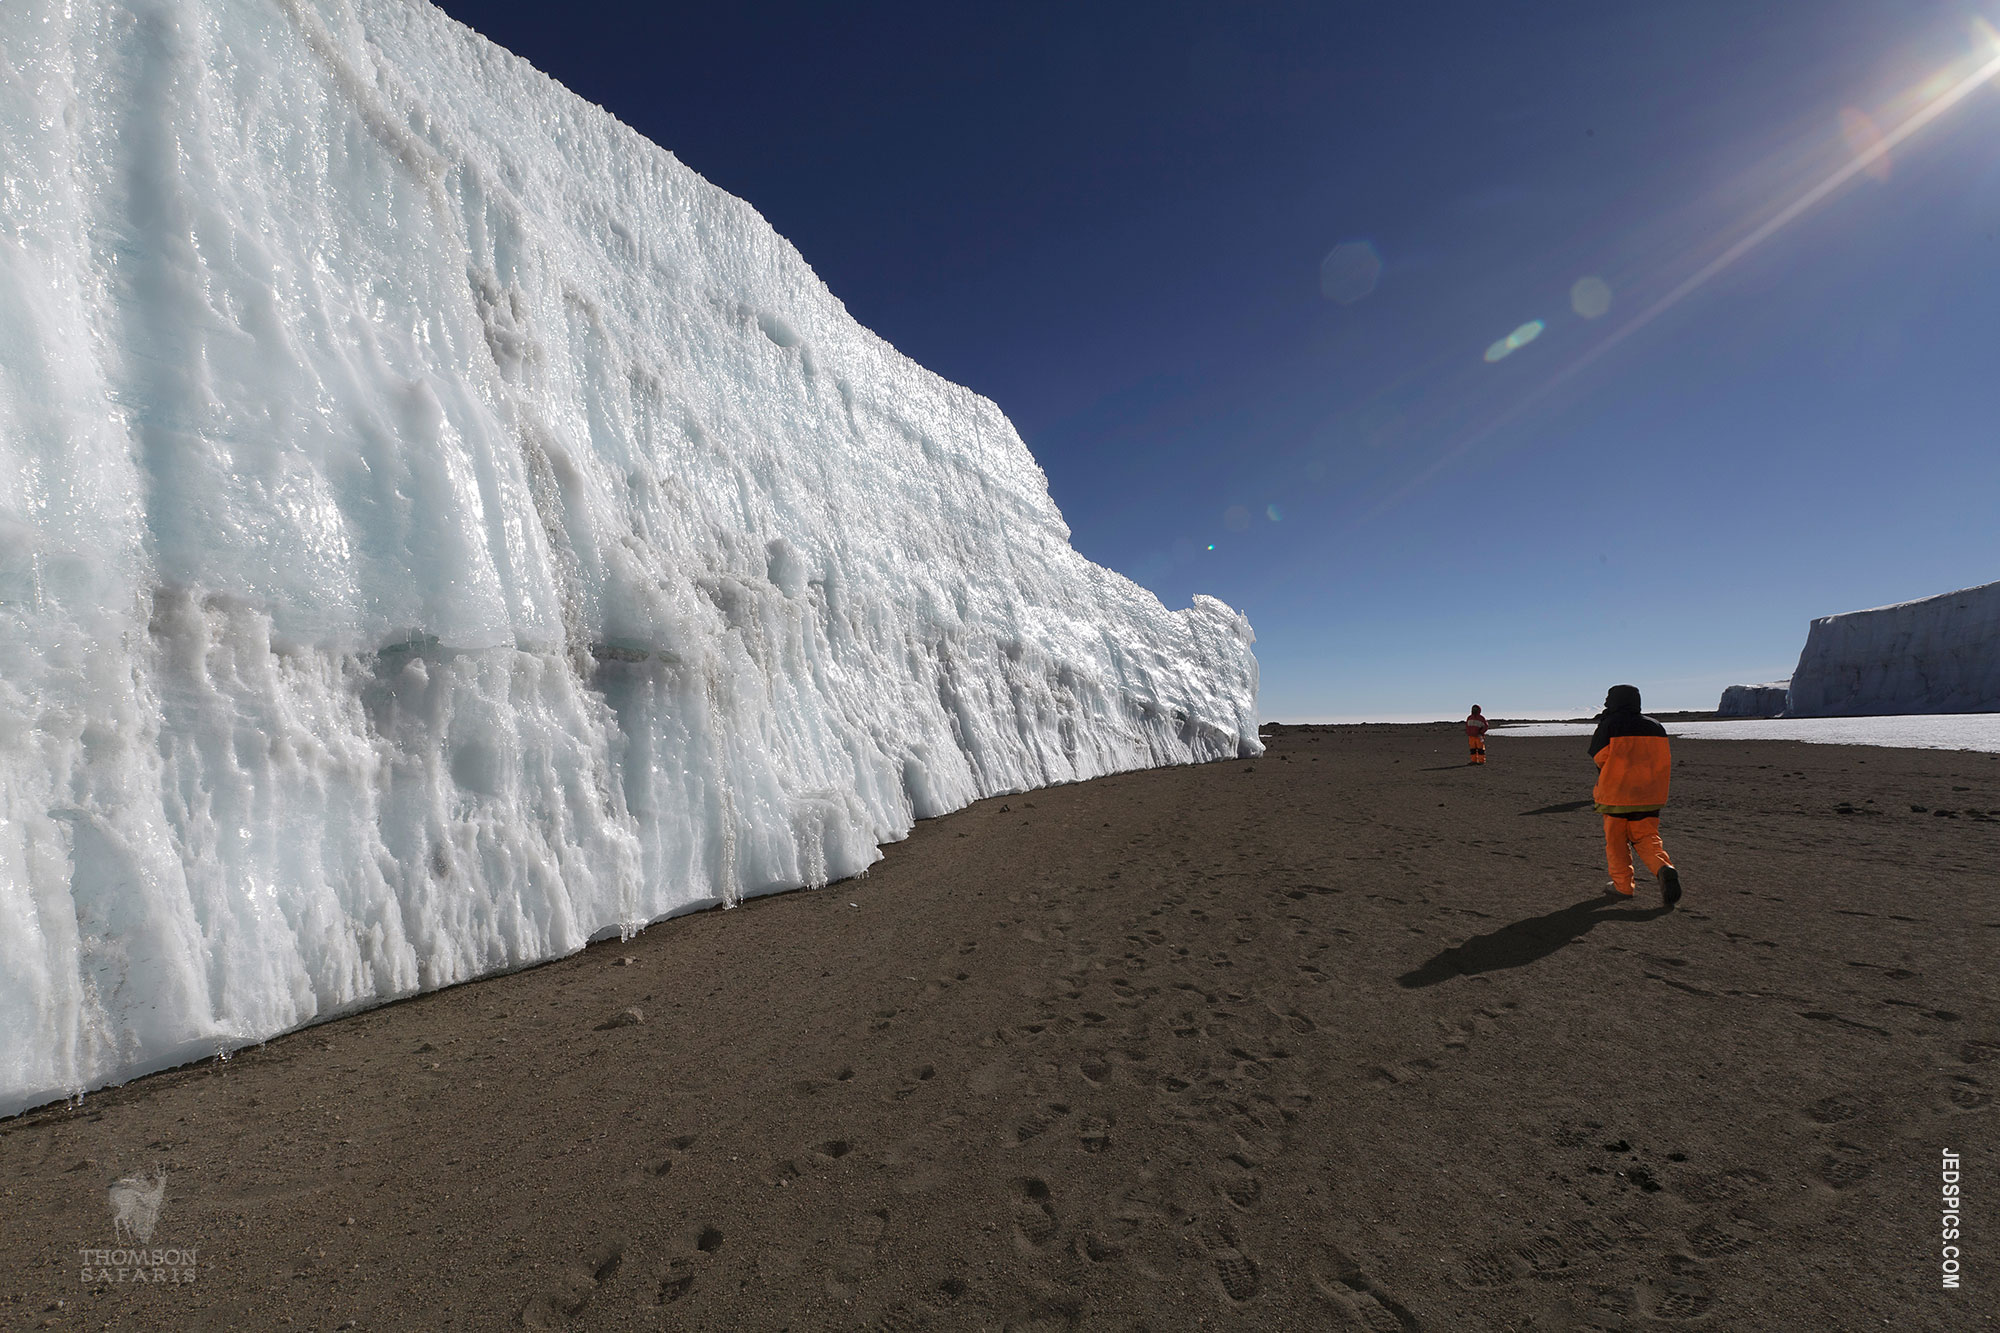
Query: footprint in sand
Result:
<box><xmin>1665</xmin><ymin>1253</ymin><xmax>1707</xmax><ymax>1278</ymax></box>
<box><xmin>646</xmin><ymin>1133</ymin><xmax>699</xmax><ymax>1177</ymax></box>
<box><xmin>656</xmin><ymin>1258</ymin><xmax>695</xmax><ymax>1306</ymax></box>
<box><xmin>1011</xmin><ymin>1177</ymin><xmax>1060</xmax><ymax>1250</ymax></box>
<box><xmin>828</xmin><ymin>1208</ymin><xmax>889</xmax><ymax>1299</ymax></box>
<box><xmin>865</xmin><ymin>1302</ymin><xmax>925</xmax><ymax>1333</ymax></box>
<box><xmin>925</xmin><ymin>1276</ymin><xmax>969</xmax><ymax>1309</ymax></box>
<box><xmin>1009</xmin><ymin>1103</ymin><xmax>1071</xmax><ymax>1146</ymax></box>
<box><xmin>524</xmin><ymin>1241</ymin><xmax>626</xmax><ymax>1326</ymax></box>
<box><xmin>891</xmin><ymin>1063</ymin><xmax>938</xmax><ymax>1101</ymax></box>
<box><xmin>1214</xmin><ymin>1249</ymin><xmax>1261</xmax><ymax>1304</ymax></box>
<box><xmin>1815</xmin><ymin>1143</ymin><xmax>1875</xmax><ymax>1190</ymax></box>
<box><xmin>1370</xmin><ymin>1006</ymin><xmax>1510</xmax><ymax>1084</ymax></box>
<box><xmin>1314</xmin><ymin>1248</ymin><xmax>1421</xmax><ymax>1330</ymax></box>
<box><xmin>1196</xmin><ymin>1218</ymin><xmax>1261</xmax><ymax>1304</ymax></box>
<box><xmin>1215</xmin><ymin>1153</ymin><xmax>1263</xmax><ymax>1210</ymax></box>
<box><xmin>1455</xmin><ymin>1222</ymin><xmax>1615</xmax><ymax>1293</ymax></box>
<box><xmin>1438</xmin><ymin>1008</ymin><xmax>1502</xmax><ymax>1051</ymax></box>
<box><xmin>1803</xmin><ymin>1094</ymin><xmax>1862</xmax><ymax>1125</ymax></box>
<box><xmin>1946</xmin><ymin>1073</ymin><xmax>1991</xmax><ymax>1112</ymax></box>
<box><xmin>1368</xmin><ymin>1057</ymin><xmax>1438</xmax><ymax>1086</ymax></box>
<box><xmin>1683</xmin><ymin>1218</ymin><xmax>1756</xmax><ymax>1258</ymax></box>
<box><xmin>1558</xmin><ymin>1216</ymin><xmax>1623</xmax><ymax>1259</ymax></box>
<box><xmin>1074</xmin><ymin>1229</ymin><xmax>1125</xmax><ymax>1264</ymax></box>
<box><xmin>1454</xmin><ymin>1248</ymin><xmax>1519</xmax><ymax>1291</ymax></box>
<box><xmin>1548</xmin><ymin>1119</ymin><xmax>1605</xmax><ymax>1150</ymax></box>
<box><xmin>1642</xmin><ymin>1278</ymin><xmax>1715</xmax><ymax>1321</ymax></box>
<box><xmin>1512</xmin><ymin>1232</ymin><xmax>1579</xmax><ymax>1279</ymax></box>
<box><xmin>1673</xmin><ymin>1166</ymin><xmax>1767</xmax><ymax>1205</ymax></box>
<box><xmin>1958</xmin><ymin>1038</ymin><xmax>2000</xmax><ymax>1065</ymax></box>
<box><xmin>1215</xmin><ymin>1095</ymin><xmax>1287</xmax><ymax>1156</ymax></box>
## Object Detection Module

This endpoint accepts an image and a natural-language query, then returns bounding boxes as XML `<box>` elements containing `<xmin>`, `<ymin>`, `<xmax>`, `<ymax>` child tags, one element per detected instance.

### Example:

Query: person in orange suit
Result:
<box><xmin>1588</xmin><ymin>684</ymin><xmax>1682</xmax><ymax>905</ymax></box>
<box><xmin>1464</xmin><ymin>705</ymin><xmax>1489</xmax><ymax>765</ymax></box>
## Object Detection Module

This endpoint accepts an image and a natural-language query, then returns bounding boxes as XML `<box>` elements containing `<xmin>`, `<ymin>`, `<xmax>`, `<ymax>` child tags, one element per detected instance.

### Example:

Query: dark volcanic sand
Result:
<box><xmin>3</xmin><ymin>725</ymin><xmax>1995</xmax><ymax>1331</ymax></box>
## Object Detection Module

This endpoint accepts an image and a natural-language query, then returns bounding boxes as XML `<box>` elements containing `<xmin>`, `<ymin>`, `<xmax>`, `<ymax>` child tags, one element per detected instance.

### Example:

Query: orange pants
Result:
<box><xmin>1468</xmin><ymin>735</ymin><xmax>1486</xmax><ymax>764</ymax></box>
<box><xmin>1603</xmin><ymin>814</ymin><xmax>1671</xmax><ymax>895</ymax></box>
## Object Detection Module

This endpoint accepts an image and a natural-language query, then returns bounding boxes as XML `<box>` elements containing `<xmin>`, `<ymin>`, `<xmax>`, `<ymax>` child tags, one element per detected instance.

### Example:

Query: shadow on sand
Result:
<box><xmin>1518</xmin><ymin>799</ymin><xmax>1595</xmax><ymax>816</ymax></box>
<box><xmin>1398</xmin><ymin>893</ymin><xmax>1672</xmax><ymax>988</ymax></box>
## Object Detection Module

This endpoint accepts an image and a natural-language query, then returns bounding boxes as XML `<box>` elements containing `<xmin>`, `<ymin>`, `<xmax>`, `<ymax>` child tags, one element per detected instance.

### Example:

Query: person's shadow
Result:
<box><xmin>1397</xmin><ymin>893</ymin><xmax>1673</xmax><ymax>988</ymax></box>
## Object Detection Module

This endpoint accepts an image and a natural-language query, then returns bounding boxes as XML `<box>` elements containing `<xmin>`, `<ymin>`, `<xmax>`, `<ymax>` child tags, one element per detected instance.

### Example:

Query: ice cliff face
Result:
<box><xmin>0</xmin><ymin>0</ymin><xmax>1260</xmax><ymax>1115</ymax></box>
<box><xmin>1716</xmin><ymin>682</ymin><xmax>1789</xmax><ymax>718</ymax></box>
<box><xmin>1785</xmin><ymin>581</ymin><xmax>1999</xmax><ymax>717</ymax></box>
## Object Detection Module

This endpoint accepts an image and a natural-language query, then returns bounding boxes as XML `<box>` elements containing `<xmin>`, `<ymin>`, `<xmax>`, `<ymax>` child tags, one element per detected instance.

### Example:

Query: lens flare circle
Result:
<box><xmin>1320</xmin><ymin>240</ymin><xmax>1383</xmax><ymax>305</ymax></box>
<box><xmin>1570</xmin><ymin>276</ymin><xmax>1612</xmax><ymax>319</ymax></box>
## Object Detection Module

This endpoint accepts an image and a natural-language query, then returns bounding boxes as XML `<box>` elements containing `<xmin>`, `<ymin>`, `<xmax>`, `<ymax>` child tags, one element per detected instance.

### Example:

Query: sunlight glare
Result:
<box><xmin>1373</xmin><ymin>27</ymin><xmax>2000</xmax><ymax>519</ymax></box>
<box><xmin>1483</xmin><ymin>319</ymin><xmax>1545</xmax><ymax>363</ymax></box>
<box><xmin>1840</xmin><ymin>108</ymin><xmax>1893</xmax><ymax>182</ymax></box>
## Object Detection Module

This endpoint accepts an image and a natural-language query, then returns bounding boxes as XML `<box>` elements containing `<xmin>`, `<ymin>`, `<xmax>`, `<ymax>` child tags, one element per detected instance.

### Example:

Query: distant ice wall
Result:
<box><xmin>1785</xmin><ymin>581</ymin><xmax>2000</xmax><ymax>717</ymax></box>
<box><xmin>0</xmin><ymin>0</ymin><xmax>1259</xmax><ymax>1115</ymax></box>
<box><xmin>1717</xmin><ymin>682</ymin><xmax>1789</xmax><ymax>718</ymax></box>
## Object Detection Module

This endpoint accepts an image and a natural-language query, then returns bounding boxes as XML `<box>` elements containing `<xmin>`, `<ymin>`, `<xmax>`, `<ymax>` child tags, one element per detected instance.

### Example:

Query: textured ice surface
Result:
<box><xmin>1784</xmin><ymin>581</ymin><xmax>1999</xmax><ymax>717</ymax></box>
<box><xmin>0</xmin><ymin>0</ymin><xmax>1259</xmax><ymax>1115</ymax></box>
<box><xmin>1494</xmin><ymin>714</ymin><xmax>2000</xmax><ymax>752</ymax></box>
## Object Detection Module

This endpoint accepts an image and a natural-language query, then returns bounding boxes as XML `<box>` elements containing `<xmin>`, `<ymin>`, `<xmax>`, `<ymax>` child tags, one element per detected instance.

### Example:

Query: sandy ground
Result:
<box><xmin>2</xmin><ymin>723</ymin><xmax>1995</xmax><ymax>1332</ymax></box>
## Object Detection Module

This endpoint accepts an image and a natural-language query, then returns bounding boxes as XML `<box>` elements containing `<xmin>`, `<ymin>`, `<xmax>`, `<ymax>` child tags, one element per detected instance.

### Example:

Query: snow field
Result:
<box><xmin>1494</xmin><ymin>714</ymin><xmax>2000</xmax><ymax>752</ymax></box>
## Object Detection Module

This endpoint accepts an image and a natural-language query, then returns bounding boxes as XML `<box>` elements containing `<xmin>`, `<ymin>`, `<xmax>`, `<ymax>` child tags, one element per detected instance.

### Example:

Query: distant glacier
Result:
<box><xmin>0</xmin><ymin>0</ymin><xmax>1259</xmax><ymax>1115</ymax></box>
<box><xmin>1784</xmin><ymin>580</ymin><xmax>1999</xmax><ymax>717</ymax></box>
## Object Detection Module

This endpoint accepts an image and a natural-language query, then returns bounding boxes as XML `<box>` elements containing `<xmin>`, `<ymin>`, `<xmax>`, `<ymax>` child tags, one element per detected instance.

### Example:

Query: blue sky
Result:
<box><xmin>435</xmin><ymin>0</ymin><xmax>2000</xmax><ymax>720</ymax></box>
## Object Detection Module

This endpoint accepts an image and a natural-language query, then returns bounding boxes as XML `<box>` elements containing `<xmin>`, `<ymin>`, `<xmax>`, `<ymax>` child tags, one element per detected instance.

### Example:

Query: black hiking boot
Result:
<box><xmin>1659</xmin><ymin>865</ymin><xmax>1682</xmax><ymax>907</ymax></box>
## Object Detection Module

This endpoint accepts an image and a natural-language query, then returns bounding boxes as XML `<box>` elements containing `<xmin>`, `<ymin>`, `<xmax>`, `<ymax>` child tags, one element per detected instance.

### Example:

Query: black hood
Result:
<box><xmin>1604</xmin><ymin>684</ymin><xmax>1642</xmax><ymax>713</ymax></box>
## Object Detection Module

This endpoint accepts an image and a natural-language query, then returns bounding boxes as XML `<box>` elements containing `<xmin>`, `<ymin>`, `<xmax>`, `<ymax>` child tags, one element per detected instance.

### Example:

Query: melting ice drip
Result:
<box><xmin>0</xmin><ymin>0</ymin><xmax>1260</xmax><ymax>1115</ymax></box>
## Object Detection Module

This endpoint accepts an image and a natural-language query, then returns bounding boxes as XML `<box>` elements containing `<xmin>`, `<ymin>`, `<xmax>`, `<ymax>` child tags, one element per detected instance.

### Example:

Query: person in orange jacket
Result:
<box><xmin>1464</xmin><ymin>705</ymin><xmax>1489</xmax><ymax>765</ymax></box>
<box><xmin>1588</xmin><ymin>684</ymin><xmax>1682</xmax><ymax>905</ymax></box>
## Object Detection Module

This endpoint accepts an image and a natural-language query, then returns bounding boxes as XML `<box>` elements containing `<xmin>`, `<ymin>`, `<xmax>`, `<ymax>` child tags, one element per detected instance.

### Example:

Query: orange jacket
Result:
<box><xmin>1589</xmin><ymin>708</ymin><xmax>1670</xmax><ymax>813</ymax></box>
<box><xmin>1465</xmin><ymin>712</ymin><xmax>1488</xmax><ymax>737</ymax></box>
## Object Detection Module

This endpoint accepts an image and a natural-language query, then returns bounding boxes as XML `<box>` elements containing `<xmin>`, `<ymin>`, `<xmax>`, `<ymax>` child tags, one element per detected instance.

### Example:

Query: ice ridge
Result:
<box><xmin>0</xmin><ymin>0</ymin><xmax>1260</xmax><ymax>1115</ymax></box>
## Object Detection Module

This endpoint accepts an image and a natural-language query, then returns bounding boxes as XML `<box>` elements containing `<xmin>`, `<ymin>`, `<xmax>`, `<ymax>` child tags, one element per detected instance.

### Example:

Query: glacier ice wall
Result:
<box><xmin>1785</xmin><ymin>581</ymin><xmax>1999</xmax><ymax>717</ymax></box>
<box><xmin>0</xmin><ymin>0</ymin><xmax>1260</xmax><ymax>1115</ymax></box>
<box><xmin>1716</xmin><ymin>682</ymin><xmax>1788</xmax><ymax>718</ymax></box>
